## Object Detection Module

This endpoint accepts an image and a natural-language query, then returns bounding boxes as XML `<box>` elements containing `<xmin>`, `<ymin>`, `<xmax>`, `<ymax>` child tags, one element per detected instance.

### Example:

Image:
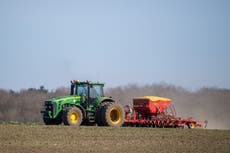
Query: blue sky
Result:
<box><xmin>0</xmin><ymin>0</ymin><xmax>230</xmax><ymax>91</ymax></box>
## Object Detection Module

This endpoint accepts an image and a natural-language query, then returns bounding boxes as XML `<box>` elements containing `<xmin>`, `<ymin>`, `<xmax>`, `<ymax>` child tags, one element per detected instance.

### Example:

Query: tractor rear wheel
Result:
<box><xmin>100</xmin><ymin>102</ymin><xmax>125</xmax><ymax>127</ymax></box>
<box><xmin>62</xmin><ymin>107</ymin><xmax>83</xmax><ymax>126</ymax></box>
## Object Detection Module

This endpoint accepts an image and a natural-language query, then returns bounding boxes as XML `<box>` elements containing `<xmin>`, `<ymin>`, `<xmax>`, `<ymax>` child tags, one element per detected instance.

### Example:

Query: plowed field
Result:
<box><xmin>0</xmin><ymin>125</ymin><xmax>229</xmax><ymax>153</ymax></box>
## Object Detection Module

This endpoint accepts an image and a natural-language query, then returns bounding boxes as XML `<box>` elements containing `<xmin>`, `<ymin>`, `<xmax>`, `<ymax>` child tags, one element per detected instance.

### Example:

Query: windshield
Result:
<box><xmin>77</xmin><ymin>84</ymin><xmax>88</xmax><ymax>96</ymax></box>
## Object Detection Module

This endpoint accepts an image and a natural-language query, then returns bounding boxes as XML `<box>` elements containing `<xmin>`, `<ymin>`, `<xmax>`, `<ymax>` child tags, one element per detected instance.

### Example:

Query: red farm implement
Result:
<box><xmin>124</xmin><ymin>96</ymin><xmax>207</xmax><ymax>129</ymax></box>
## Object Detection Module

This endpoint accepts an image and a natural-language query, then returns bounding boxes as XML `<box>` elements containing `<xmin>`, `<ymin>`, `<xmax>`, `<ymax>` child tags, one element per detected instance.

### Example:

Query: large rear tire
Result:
<box><xmin>100</xmin><ymin>102</ymin><xmax>125</xmax><ymax>127</ymax></box>
<box><xmin>62</xmin><ymin>107</ymin><xmax>83</xmax><ymax>126</ymax></box>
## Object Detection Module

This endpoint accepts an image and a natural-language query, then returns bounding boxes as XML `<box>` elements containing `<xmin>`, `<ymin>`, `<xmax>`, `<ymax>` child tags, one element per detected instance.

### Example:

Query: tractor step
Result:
<box><xmin>87</xmin><ymin>111</ymin><xmax>96</xmax><ymax>122</ymax></box>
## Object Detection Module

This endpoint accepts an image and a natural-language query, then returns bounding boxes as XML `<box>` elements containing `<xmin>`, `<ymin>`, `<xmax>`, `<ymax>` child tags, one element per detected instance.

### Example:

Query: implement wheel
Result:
<box><xmin>62</xmin><ymin>107</ymin><xmax>83</xmax><ymax>126</ymax></box>
<box><xmin>188</xmin><ymin>122</ymin><xmax>196</xmax><ymax>129</ymax></box>
<box><xmin>101</xmin><ymin>102</ymin><xmax>125</xmax><ymax>127</ymax></box>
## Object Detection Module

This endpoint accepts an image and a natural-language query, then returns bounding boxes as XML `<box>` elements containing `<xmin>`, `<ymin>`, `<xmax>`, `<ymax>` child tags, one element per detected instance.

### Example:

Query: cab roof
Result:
<box><xmin>71</xmin><ymin>80</ymin><xmax>105</xmax><ymax>85</ymax></box>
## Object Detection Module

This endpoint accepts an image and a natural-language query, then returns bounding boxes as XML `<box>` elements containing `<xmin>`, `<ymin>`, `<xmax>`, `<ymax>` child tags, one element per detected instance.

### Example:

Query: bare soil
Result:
<box><xmin>0</xmin><ymin>125</ymin><xmax>229</xmax><ymax>153</ymax></box>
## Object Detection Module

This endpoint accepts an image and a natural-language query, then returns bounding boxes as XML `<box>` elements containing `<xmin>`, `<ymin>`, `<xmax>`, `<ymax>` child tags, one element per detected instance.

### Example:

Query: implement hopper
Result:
<box><xmin>133</xmin><ymin>96</ymin><xmax>171</xmax><ymax>116</ymax></box>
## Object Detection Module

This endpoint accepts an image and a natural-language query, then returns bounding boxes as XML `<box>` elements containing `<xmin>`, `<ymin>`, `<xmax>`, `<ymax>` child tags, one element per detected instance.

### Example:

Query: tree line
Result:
<box><xmin>0</xmin><ymin>86</ymin><xmax>69</xmax><ymax>123</ymax></box>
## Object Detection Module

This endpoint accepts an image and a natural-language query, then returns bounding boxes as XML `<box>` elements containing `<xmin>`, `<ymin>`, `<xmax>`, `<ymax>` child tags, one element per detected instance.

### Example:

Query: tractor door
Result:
<box><xmin>75</xmin><ymin>84</ymin><xmax>88</xmax><ymax>108</ymax></box>
<box><xmin>89</xmin><ymin>85</ymin><xmax>104</xmax><ymax>106</ymax></box>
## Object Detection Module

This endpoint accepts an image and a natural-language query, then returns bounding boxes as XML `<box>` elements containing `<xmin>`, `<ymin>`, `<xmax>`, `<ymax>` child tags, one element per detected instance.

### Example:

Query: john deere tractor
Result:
<box><xmin>41</xmin><ymin>80</ymin><xmax>124</xmax><ymax>127</ymax></box>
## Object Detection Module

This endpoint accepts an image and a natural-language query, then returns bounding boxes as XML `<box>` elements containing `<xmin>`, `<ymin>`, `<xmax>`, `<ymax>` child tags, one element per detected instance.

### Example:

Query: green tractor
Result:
<box><xmin>41</xmin><ymin>80</ymin><xmax>124</xmax><ymax>127</ymax></box>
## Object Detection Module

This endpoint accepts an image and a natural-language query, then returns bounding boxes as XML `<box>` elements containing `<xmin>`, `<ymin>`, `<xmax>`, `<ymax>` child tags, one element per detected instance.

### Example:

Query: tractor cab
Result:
<box><xmin>70</xmin><ymin>80</ymin><xmax>104</xmax><ymax>102</ymax></box>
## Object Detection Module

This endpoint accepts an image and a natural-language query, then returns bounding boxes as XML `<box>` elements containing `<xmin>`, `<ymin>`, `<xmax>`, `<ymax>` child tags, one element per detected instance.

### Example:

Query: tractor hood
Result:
<box><xmin>47</xmin><ymin>95</ymin><xmax>81</xmax><ymax>103</ymax></box>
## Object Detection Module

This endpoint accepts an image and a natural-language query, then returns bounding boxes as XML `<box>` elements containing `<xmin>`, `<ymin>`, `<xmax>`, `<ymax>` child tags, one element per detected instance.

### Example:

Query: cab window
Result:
<box><xmin>90</xmin><ymin>85</ymin><xmax>103</xmax><ymax>98</ymax></box>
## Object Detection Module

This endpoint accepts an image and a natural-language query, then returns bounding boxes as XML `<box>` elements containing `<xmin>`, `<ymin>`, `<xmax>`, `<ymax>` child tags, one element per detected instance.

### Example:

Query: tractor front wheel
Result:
<box><xmin>43</xmin><ymin>114</ymin><xmax>62</xmax><ymax>125</ymax></box>
<box><xmin>62</xmin><ymin>107</ymin><xmax>83</xmax><ymax>126</ymax></box>
<box><xmin>43</xmin><ymin>117</ymin><xmax>62</xmax><ymax>125</ymax></box>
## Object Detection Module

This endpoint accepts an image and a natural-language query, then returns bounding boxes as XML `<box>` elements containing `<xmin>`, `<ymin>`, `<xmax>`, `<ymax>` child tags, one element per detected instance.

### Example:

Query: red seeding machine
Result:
<box><xmin>123</xmin><ymin>96</ymin><xmax>207</xmax><ymax>129</ymax></box>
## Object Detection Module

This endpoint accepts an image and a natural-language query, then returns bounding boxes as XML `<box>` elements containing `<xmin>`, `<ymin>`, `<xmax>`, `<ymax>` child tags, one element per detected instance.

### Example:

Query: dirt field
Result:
<box><xmin>0</xmin><ymin>125</ymin><xmax>229</xmax><ymax>153</ymax></box>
